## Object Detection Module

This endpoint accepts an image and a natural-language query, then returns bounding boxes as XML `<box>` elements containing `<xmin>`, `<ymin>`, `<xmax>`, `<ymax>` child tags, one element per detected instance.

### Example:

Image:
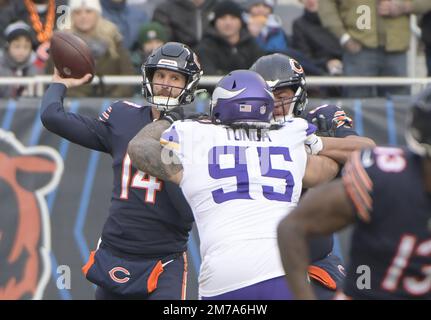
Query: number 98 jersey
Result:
<box><xmin>161</xmin><ymin>118</ymin><xmax>316</xmax><ymax>297</ymax></box>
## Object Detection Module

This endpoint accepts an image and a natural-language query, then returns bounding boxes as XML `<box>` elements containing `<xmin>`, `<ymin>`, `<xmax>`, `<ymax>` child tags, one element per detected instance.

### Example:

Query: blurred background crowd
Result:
<box><xmin>1</xmin><ymin>0</ymin><xmax>431</xmax><ymax>99</ymax></box>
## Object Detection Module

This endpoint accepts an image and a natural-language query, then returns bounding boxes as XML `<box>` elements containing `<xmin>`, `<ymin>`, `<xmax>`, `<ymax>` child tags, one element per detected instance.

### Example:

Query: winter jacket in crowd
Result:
<box><xmin>0</xmin><ymin>49</ymin><xmax>43</xmax><ymax>98</ymax></box>
<box><xmin>101</xmin><ymin>0</ymin><xmax>149</xmax><ymax>50</ymax></box>
<box><xmin>196</xmin><ymin>27</ymin><xmax>264</xmax><ymax>75</ymax></box>
<box><xmin>152</xmin><ymin>0</ymin><xmax>219</xmax><ymax>49</ymax></box>
<box><xmin>292</xmin><ymin>10</ymin><xmax>342</xmax><ymax>72</ymax></box>
<box><xmin>318</xmin><ymin>0</ymin><xmax>431</xmax><ymax>52</ymax></box>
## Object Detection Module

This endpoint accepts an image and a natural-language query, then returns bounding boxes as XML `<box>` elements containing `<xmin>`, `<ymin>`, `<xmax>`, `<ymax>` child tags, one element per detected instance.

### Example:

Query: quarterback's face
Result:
<box><xmin>152</xmin><ymin>69</ymin><xmax>186</xmax><ymax>98</ymax></box>
<box><xmin>273</xmin><ymin>87</ymin><xmax>295</xmax><ymax>117</ymax></box>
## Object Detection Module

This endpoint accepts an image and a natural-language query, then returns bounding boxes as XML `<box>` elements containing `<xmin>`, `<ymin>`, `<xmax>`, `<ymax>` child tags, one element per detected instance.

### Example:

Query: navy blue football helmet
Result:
<box><xmin>142</xmin><ymin>42</ymin><xmax>202</xmax><ymax>110</ymax></box>
<box><xmin>250</xmin><ymin>53</ymin><xmax>307</xmax><ymax>118</ymax></box>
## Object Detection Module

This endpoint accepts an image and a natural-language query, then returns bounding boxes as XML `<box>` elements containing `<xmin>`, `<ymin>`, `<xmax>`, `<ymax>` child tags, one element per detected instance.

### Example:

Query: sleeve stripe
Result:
<box><xmin>343</xmin><ymin>167</ymin><xmax>371</xmax><ymax>223</ymax></box>
<box><xmin>349</xmin><ymin>155</ymin><xmax>373</xmax><ymax>207</ymax></box>
<box><xmin>342</xmin><ymin>152</ymin><xmax>374</xmax><ymax>223</ymax></box>
<box><xmin>349</xmin><ymin>169</ymin><xmax>372</xmax><ymax>209</ymax></box>
<box><xmin>351</xmin><ymin>152</ymin><xmax>372</xmax><ymax>189</ymax></box>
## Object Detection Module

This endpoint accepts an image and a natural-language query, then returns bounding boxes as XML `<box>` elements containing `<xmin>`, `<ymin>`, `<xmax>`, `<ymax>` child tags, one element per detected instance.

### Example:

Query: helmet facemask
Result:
<box><xmin>142</xmin><ymin>66</ymin><xmax>199</xmax><ymax>111</ymax></box>
<box><xmin>141</xmin><ymin>42</ymin><xmax>202</xmax><ymax>111</ymax></box>
<box><xmin>250</xmin><ymin>54</ymin><xmax>308</xmax><ymax>123</ymax></box>
<box><xmin>270</xmin><ymin>78</ymin><xmax>307</xmax><ymax>124</ymax></box>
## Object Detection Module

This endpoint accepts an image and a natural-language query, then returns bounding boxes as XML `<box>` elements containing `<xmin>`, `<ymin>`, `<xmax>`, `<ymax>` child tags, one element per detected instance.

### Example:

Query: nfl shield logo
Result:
<box><xmin>260</xmin><ymin>105</ymin><xmax>266</xmax><ymax>114</ymax></box>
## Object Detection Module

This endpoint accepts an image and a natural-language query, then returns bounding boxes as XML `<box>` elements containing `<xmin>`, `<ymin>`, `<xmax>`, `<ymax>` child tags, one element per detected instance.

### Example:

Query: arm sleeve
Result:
<box><xmin>40</xmin><ymin>83</ymin><xmax>112</xmax><ymax>153</ymax></box>
<box><xmin>163</xmin><ymin>181</ymin><xmax>194</xmax><ymax>223</ymax></box>
<box><xmin>305</xmin><ymin>104</ymin><xmax>357</xmax><ymax>138</ymax></box>
<box><xmin>306</xmin><ymin>122</ymin><xmax>317</xmax><ymax>136</ymax></box>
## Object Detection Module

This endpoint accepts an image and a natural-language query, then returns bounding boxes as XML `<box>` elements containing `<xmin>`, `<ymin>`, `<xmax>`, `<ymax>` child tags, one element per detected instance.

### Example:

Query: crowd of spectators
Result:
<box><xmin>1</xmin><ymin>0</ymin><xmax>431</xmax><ymax>98</ymax></box>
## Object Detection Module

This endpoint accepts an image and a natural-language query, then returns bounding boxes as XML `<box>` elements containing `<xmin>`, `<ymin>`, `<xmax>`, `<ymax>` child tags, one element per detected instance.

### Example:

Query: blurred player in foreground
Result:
<box><xmin>277</xmin><ymin>87</ymin><xmax>431</xmax><ymax>299</ymax></box>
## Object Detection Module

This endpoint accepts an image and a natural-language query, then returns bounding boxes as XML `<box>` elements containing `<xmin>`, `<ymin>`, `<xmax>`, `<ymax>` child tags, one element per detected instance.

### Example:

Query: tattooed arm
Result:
<box><xmin>128</xmin><ymin>120</ymin><xmax>183</xmax><ymax>184</ymax></box>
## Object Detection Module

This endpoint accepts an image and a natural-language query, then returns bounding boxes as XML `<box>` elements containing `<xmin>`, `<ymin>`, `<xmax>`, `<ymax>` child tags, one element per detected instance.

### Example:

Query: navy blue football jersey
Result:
<box><xmin>304</xmin><ymin>104</ymin><xmax>356</xmax><ymax>138</ymax></box>
<box><xmin>303</xmin><ymin>104</ymin><xmax>359</xmax><ymax>261</ymax></box>
<box><xmin>342</xmin><ymin>147</ymin><xmax>431</xmax><ymax>299</ymax></box>
<box><xmin>41</xmin><ymin>83</ymin><xmax>193</xmax><ymax>258</ymax></box>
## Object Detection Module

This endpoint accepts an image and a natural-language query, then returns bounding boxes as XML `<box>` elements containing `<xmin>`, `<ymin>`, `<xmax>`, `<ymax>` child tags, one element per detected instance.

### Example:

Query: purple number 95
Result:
<box><xmin>208</xmin><ymin>146</ymin><xmax>294</xmax><ymax>203</ymax></box>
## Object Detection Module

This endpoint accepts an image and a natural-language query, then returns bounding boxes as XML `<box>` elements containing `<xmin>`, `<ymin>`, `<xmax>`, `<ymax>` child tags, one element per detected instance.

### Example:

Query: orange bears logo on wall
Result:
<box><xmin>0</xmin><ymin>129</ymin><xmax>63</xmax><ymax>300</ymax></box>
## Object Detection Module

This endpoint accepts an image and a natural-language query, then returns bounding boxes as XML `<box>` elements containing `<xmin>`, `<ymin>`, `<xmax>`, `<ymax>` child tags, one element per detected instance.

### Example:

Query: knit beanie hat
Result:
<box><xmin>138</xmin><ymin>22</ymin><xmax>168</xmax><ymax>45</ymax></box>
<box><xmin>248</xmin><ymin>0</ymin><xmax>276</xmax><ymax>10</ymax></box>
<box><xmin>213</xmin><ymin>0</ymin><xmax>244</xmax><ymax>23</ymax></box>
<box><xmin>4</xmin><ymin>21</ymin><xmax>33</xmax><ymax>43</ymax></box>
<box><xmin>69</xmin><ymin>0</ymin><xmax>102</xmax><ymax>14</ymax></box>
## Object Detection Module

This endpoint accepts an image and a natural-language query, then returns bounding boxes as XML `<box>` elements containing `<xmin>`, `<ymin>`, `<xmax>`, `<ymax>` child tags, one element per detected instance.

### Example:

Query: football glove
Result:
<box><xmin>161</xmin><ymin>106</ymin><xmax>184</xmax><ymax>124</ymax></box>
<box><xmin>305</xmin><ymin>134</ymin><xmax>323</xmax><ymax>155</ymax></box>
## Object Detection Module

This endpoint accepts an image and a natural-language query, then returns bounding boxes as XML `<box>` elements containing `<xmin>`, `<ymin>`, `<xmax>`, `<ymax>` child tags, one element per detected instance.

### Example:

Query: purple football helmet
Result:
<box><xmin>211</xmin><ymin>70</ymin><xmax>274</xmax><ymax>125</ymax></box>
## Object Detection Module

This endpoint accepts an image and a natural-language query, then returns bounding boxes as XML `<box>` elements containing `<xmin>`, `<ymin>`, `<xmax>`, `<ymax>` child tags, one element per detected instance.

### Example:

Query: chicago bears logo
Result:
<box><xmin>109</xmin><ymin>267</ymin><xmax>131</xmax><ymax>284</ymax></box>
<box><xmin>0</xmin><ymin>129</ymin><xmax>63</xmax><ymax>300</ymax></box>
<box><xmin>289</xmin><ymin>58</ymin><xmax>304</xmax><ymax>74</ymax></box>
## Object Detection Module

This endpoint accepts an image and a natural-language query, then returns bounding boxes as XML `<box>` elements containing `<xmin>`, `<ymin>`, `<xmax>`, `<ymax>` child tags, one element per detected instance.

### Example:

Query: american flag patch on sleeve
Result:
<box><xmin>98</xmin><ymin>106</ymin><xmax>113</xmax><ymax>122</ymax></box>
<box><xmin>239</xmin><ymin>104</ymin><xmax>252</xmax><ymax>112</ymax></box>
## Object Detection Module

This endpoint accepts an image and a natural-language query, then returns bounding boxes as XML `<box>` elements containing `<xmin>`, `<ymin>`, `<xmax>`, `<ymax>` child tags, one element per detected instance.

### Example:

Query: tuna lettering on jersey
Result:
<box><xmin>225</xmin><ymin>128</ymin><xmax>272</xmax><ymax>142</ymax></box>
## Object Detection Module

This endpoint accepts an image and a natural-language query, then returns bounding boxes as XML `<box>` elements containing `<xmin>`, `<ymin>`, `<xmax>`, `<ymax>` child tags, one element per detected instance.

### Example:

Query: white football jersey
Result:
<box><xmin>161</xmin><ymin>118</ymin><xmax>316</xmax><ymax>297</ymax></box>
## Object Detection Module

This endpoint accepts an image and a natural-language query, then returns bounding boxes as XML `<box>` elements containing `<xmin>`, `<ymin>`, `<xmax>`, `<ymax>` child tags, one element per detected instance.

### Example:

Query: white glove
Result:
<box><xmin>305</xmin><ymin>134</ymin><xmax>323</xmax><ymax>155</ymax></box>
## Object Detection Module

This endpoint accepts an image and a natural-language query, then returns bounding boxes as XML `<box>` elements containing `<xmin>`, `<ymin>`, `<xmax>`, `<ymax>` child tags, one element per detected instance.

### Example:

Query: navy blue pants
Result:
<box><xmin>309</xmin><ymin>254</ymin><xmax>346</xmax><ymax>300</ymax></box>
<box><xmin>84</xmin><ymin>247</ymin><xmax>188</xmax><ymax>300</ymax></box>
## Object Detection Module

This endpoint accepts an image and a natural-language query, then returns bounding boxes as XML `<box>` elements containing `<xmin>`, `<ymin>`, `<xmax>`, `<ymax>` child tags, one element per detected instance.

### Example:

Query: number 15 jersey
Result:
<box><xmin>161</xmin><ymin>118</ymin><xmax>316</xmax><ymax>297</ymax></box>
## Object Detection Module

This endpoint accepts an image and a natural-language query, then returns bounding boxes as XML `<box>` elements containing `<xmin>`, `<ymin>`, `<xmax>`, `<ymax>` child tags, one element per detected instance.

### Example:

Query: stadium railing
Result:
<box><xmin>1</xmin><ymin>75</ymin><xmax>431</xmax><ymax>97</ymax></box>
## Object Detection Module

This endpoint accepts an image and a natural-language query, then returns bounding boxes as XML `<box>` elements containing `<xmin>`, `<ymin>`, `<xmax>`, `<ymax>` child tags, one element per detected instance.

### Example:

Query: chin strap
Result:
<box><xmin>152</xmin><ymin>96</ymin><xmax>181</xmax><ymax>110</ymax></box>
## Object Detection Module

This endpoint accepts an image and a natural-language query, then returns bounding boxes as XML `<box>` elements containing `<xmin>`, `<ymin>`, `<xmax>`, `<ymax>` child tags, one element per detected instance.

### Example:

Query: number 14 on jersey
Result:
<box><xmin>120</xmin><ymin>154</ymin><xmax>162</xmax><ymax>203</ymax></box>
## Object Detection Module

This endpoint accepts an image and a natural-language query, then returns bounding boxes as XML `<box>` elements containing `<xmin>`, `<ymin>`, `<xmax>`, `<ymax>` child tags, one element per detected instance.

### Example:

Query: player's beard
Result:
<box><xmin>152</xmin><ymin>87</ymin><xmax>181</xmax><ymax>109</ymax></box>
<box><xmin>155</xmin><ymin>88</ymin><xmax>173</xmax><ymax>97</ymax></box>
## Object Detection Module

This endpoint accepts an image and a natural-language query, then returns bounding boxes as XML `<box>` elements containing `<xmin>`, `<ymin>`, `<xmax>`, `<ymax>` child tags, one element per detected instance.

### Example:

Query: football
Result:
<box><xmin>50</xmin><ymin>31</ymin><xmax>95</xmax><ymax>82</ymax></box>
